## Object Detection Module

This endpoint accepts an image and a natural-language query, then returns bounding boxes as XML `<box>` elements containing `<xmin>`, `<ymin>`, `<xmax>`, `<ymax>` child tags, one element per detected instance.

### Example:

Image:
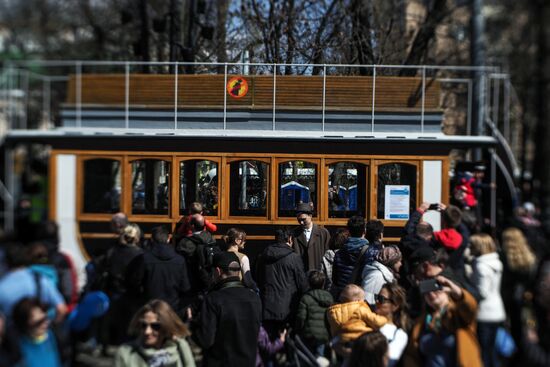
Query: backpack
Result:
<box><xmin>197</xmin><ymin>241</ymin><xmax>221</xmax><ymax>288</ymax></box>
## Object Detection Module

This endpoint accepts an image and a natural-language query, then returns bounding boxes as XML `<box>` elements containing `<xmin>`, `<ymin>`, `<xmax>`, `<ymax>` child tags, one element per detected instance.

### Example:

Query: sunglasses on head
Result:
<box><xmin>140</xmin><ymin>321</ymin><xmax>162</xmax><ymax>332</ymax></box>
<box><xmin>375</xmin><ymin>294</ymin><xmax>393</xmax><ymax>304</ymax></box>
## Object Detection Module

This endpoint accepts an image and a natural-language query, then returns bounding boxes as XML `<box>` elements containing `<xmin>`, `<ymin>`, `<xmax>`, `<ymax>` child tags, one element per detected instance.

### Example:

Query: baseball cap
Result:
<box><xmin>212</xmin><ymin>252</ymin><xmax>241</xmax><ymax>271</ymax></box>
<box><xmin>409</xmin><ymin>246</ymin><xmax>435</xmax><ymax>269</ymax></box>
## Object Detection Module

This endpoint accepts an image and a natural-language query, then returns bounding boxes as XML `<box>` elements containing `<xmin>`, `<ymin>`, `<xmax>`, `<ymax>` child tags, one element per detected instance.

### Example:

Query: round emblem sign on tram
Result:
<box><xmin>226</xmin><ymin>76</ymin><xmax>249</xmax><ymax>99</ymax></box>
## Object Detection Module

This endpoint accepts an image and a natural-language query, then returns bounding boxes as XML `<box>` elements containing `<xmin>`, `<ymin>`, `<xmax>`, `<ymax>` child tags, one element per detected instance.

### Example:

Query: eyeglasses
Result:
<box><xmin>29</xmin><ymin>316</ymin><xmax>49</xmax><ymax>329</ymax></box>
<box><xmin>140</xmin><ymin>321</ymin><xmax>162</xmax><ymax>332</ymax></box>
<box><xmin>375</xmin><ymin>294</ymin><xmax>393</xmax><ymax>305</ymax></box>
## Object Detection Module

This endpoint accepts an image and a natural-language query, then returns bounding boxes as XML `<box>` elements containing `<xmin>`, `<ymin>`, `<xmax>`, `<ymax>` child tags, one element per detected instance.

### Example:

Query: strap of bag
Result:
<box><xmin>350</xmin><ymin>245</ymin><xmax>369</xmax><ymax>284</ymax></box>
<box><xmin>32</xmin><ymin>270</ymin><xmax>42</xmax><ymax>301</ymax></box>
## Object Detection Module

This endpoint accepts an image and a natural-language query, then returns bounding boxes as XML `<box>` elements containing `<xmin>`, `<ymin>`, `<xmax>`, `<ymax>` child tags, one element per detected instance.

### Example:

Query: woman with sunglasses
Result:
<box><xmin>9</xmin><ymin>297</ymin><xmax>64</xmax><ymax>367</ymax></box>
<box><xmin>374</xmin><ymin>283</ymin><xmax>409</xmax><ymax>367</ymax></box>
<box><xmin>114</xmin><ymin>299</ymin><xmax>195</xmax><ymax>367</ymax></box>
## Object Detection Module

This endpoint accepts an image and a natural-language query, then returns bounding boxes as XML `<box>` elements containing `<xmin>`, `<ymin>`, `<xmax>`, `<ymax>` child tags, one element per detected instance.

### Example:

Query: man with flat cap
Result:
<box><xmin>192</xmin><ymin>252</ymin><xmax>261</xmax><ymax>367</ymax></box>
<box><xmin>293</xmin><ymin>202</ymin><xmax>331</xmax><ymax>271</ymax></box>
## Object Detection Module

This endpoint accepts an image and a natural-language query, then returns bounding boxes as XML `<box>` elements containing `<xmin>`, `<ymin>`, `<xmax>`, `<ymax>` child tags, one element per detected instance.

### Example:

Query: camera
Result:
<box><xmin>428</xmin><ymin>203</ymin><xmax>440</xmax><ymax>211</ymax></box>
<box><xmin>419</xmin><ymin>278</ymin><xmax>442</xmax><ymax>294</ymax></box>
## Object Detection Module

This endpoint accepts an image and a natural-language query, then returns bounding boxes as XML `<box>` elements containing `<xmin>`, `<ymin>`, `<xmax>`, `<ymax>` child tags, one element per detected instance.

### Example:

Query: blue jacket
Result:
<box><xmin>330</xmin><ymin>237</ymin><xmax>368</xmax><ymax>299</ymax></box>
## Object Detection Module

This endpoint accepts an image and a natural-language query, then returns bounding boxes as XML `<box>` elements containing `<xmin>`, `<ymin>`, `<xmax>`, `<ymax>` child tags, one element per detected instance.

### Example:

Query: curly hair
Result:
<box><xmin>502</xmin><ymin>227</ymin><xmax>536</xmax><ymax>273</ymax></box>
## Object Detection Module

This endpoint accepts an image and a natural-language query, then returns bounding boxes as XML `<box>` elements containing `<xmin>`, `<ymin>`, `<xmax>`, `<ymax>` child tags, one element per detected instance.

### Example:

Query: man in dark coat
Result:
<box><xmin>256</xmin><ymin>228</ymin><xmax>308</xmax><ymax>331</ymax></box>
<box><xmin>193</xmin><ymin>252</ymin><xmax>261</xmax><ymax>367</ymax></box>
<box><xmin>293</xmin><ymin>203</ymin><xmax>331</xmax><ymax>271</ymax></box>
<box><xmin>127</xmin><ymin>225</ymin><xmax>191</xmax><ymax>316</ymax></box>
<box><xmin>330</xmin><ymin>215</ymin><xmax>368</xmax><ymax>299</ymax></box>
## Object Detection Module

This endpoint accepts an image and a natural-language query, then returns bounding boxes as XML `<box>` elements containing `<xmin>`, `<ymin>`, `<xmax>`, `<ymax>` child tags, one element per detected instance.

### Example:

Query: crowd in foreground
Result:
<box><xmin>0</xmin><ymin>198</ymin><xmax>550</xmax><ymax>367</ymax></box>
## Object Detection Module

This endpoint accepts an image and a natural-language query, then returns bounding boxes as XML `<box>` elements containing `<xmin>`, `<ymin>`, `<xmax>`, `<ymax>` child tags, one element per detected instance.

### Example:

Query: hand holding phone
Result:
<box><xmin>428</xmin><ymin>203</ymin><xmax>440</xmax><ymax>211</ymax></box>
<box><xmin>419</xmin><ymin>278</ymin><xmax>442</xmax><ymax>294</ymax></box>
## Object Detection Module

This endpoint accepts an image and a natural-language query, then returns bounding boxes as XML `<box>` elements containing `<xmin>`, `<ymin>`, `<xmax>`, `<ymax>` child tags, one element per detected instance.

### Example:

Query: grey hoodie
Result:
<box><xmin>361</xmin><ymin>260</ymin><xmax>394</xmax><ymax>306</ymax></box>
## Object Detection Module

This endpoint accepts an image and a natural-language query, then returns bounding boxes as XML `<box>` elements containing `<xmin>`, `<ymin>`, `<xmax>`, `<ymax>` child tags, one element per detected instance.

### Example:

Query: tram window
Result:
<box><xmin>278</xmin><ymin>161</ymin><xmax>317</xmax><ymax>217</ymax></box>
<box><xmin>180</xmin><ymin>160</ymin><xmax>218</xmax><ymax>216</ymax></box>
<box><xmin>377</xmin><ymin>163</ymin><xmax>417</xmax><ymax>220</ymax></box>
<box><xmin>131</xmin><ymin>159</ymin><xmax>170</xmax><ymax>215</ymax></box>
<box><xmin>328</xmin><ymin>162</ymin><xmax>367</xmax><ymax>218</ymax></box>
<box><xmin>229</xmin><ymin>160</ymin><xmax>268</xmax><ymax>216</ymax></box>
<box><xmin>83</xmin><ymin>159</ymin><xmax>121</xmax><ymax>213</ymax></box>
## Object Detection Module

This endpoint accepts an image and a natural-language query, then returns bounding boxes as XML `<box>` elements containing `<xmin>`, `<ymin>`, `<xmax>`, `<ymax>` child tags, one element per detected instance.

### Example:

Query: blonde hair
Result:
<box><xmin>502</xmin><ymin>227</ymin><xmax>536</xmax><ymax>273</ymax></box>
<box><xmin>470</xmin><ymin>233</ymin><xmax>497</xmax><ymax>256</ymax></box>
<box><xmin>120</xmin><ymin>223</ymin><xmax>141</xmax><ymax>246</ymax></box>
<box><xmin>340</xmin><ymin>284</ymin><xmax>365</xmax><ymax>303</ymax></box>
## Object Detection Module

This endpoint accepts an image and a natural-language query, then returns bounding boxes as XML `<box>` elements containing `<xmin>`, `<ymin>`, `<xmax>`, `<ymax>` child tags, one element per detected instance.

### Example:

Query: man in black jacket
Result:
<box><xmin>256</xmin><ymin>228</ymin><xmax>308</xmax><ymax>332</ymax></box>
<box><xmin>127</xmin><ymin>225</ymin><xmax>191</xmax><ymax>316</ymax></box>
<box><xmin>193</xmin><ymin>252</ymin><xmax>261</xmax><ymax>367</ymax></box>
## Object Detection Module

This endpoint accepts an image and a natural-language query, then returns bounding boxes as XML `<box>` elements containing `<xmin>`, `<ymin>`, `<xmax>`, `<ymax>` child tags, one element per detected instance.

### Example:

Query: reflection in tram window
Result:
<box><xmin>377</xmin><ymin>163</ymin><xmax>417</xmax><ymax>220</ymax></box>
<box><xmin>230</xmin><ymin>160</ymin><xmax>268</xmax><ymax>216</ymax></box>
<box><xmin>180</xmin><ymin>160</ymin><xmax>218</xmax><ymax>216</ymax></box>
<box><xmin>83</xmin><ymin>159</ymin><xmax>121</xmax><ymax>213</ymax></box>
<box><xmin>328</xmin><ymin>162</ymin><xmax>367</xmax><ymax>218</ymax></box>
<box><xmin>278</xmin><ymin>161</ymin><xmax>317</xmax><ymax>217</ymax></box>
<box><xmin>131</xmin><ymin>159</ymin><xmax>170</xmax><ymax>215</ymax></box>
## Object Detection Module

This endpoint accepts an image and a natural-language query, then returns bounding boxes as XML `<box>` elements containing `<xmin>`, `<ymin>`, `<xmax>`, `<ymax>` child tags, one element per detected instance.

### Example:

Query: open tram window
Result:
<box><xmin>229</xmin><ymin>160</ymin><xmax>268</xmax><ymax>217</ymax></box>
<box><xmin>180</xmin><ymin>160</ymin><xmax>218</xmax><ymax>216</ymax></box>
<box><xmin>131</xmin><ymin>159</ymin><xmax>170</xmax><ymax>215</ymax></box>
<box><xmin>377</xmin><ymin>162</ymin><xmax>417</xmax><ymax>220</ymax></box>
<box><xmin>83</xmin><ymin>158</ymin><xmax>121</xmax><ymax>213</ymax></box>
<box><xmin>328</xmin><ymin>162</ymin><xmax>367</xmax><ymax>218</ymax></box>
<box><xmin>278</xmin><ymin>160</ymin><xmax>317</xmax><ymax>217</ymax></box>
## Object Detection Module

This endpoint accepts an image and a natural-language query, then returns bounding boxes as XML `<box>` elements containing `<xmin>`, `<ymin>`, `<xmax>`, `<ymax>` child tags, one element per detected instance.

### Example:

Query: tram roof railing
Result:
<box><xmin>0</xmin><ymin>60</ymin><xmax>513</xmax><ymax>142</ymax></box>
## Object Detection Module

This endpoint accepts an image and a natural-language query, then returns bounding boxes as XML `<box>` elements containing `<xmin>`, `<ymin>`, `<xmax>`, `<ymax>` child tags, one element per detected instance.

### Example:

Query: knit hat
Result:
<box><xmin>296</xmin><ymin>202</ymin><xmax>313</xmax><ymax>215</ymax></box>
<box><xmin>377</xmin><ymin>245</ymin><xmax>402</xmax><ymax>267</ymax></box>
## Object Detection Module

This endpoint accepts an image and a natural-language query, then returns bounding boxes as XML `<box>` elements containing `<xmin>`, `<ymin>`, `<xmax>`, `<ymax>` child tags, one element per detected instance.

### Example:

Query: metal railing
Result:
<box><xmin>0</xmin><ymin>60</ymin><xmax>508</xmax><ymax>136</ymax></box>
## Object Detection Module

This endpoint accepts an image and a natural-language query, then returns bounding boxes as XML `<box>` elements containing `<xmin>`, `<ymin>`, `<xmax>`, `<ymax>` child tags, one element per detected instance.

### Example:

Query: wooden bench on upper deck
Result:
<box><xmin>65</xmin><ymin>74</ymin><xmax>441</xmax><ymax>112</ymax></box>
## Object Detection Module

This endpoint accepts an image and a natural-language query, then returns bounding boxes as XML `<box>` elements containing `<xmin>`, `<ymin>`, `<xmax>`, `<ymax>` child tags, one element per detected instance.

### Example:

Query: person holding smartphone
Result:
<box><xmin>403</xmin><ymin>276</ymin><xmax>482</xmax><ymax>367</ymax></box>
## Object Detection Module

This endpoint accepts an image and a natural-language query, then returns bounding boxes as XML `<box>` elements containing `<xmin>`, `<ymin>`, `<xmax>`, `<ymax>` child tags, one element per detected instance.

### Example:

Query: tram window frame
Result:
<box><xmin>275</xmin><ymin>158</ymin><xmax>320</xmax><ymax>220</ymax></box>
<box><xmin>372</xmin><ymin>160</ymin><xmax>420</xmax><ymax>226</ymax></box>
<box><xmin>224</xmin><ymin>157</ymin><xmax>271</xmax><ymax>219</ymax></box>
<box><xmin>78</xmin><ymin>156</ymin><xmax>123</xmax><ymax>217</ymax></box>
<box><xmin>177</xmin><ymin>157</ymin><xmax>221</xmax><ymax>219</ymax></box>
<box><xmin>127</xmin><ymin>156</ymin><xmax>173</xmax><ymax>217</ymax></box>
<box><xmin>324</xmin><ymin>159</ymin><xmax>369</xmax><ymax>222</ymax></box>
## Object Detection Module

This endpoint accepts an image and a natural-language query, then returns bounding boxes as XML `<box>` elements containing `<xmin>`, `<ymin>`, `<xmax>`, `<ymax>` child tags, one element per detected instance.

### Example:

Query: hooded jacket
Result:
<box><xmin>129</xmin><ymin>242</ymin><xmax>191</xmax><ymax>312</ymax></box>
<box><xmin>256</xmin><ymin>243</ymin><xmax>308</xmax><ymax>321</ymax></box>
<box><xmin>472</xmin><ymin>252</ymin><xmax>506</xmax><ymax>322</ymax></box>
<box><xmin>331</xmin><ymin>238</ymin><xmax>369</xmax><ymax>298</ymax></box>
<box><xmin>295</xmin><ymin>289</ymin><xmax>334</xmax><ymax>344</ymax></box>
<box><xmin>327</xmin><ymin>301</ymin><xmax>387</xmax><ymax>343</ymax></box>
<box><xmin>361</xmin><ymin>260</ymin><xmax>395</xmax><ymax>306</ymax></box>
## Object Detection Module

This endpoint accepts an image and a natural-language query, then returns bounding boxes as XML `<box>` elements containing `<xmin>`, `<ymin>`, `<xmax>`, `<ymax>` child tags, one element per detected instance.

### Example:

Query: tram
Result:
<box><xmin>1</xmin><ymin>62</ymin><xmax>500</xmax><ymax>281</ymax></box>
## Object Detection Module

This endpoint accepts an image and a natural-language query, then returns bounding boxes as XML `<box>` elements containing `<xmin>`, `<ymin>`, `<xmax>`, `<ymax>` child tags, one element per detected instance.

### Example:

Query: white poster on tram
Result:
<box><xmin>384</xmin><ymin>185</ymin><xmax>410</xmax><ymax>220</ymax></box>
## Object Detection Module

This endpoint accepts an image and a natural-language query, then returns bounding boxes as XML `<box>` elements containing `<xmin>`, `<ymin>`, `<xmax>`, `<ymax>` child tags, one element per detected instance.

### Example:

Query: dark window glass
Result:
<box><xmin>328</xmin><ymin>162</ymin><xmax>367</xmax><ymax>218</ymax></box>
<box><xmin>131</xmin><ymin>159</ymin><xmax>170</xmax><ymax>215</ymax></box>
<box><xmin>83</xmin><ymin>159</ymin><xmax>121</xmax><ymax>213</ymax></box>
<box><xmin>278</xmin><ymin>161</ymin><xmax>317</xmax><ymax>217</ymax></box>
<box><xmin>377</xmin><ymin>163</ymin><xmax>417</xmax><ymax>220</ymax></box>
<box><xmin>180</xmin><ymin>160</ymin><xmax>218</xmax><ymax>216</ymax></box>
<box><xmin>230</xmin><ymin>160</ymin><xmax>268</xmax><ymax>216</ymax></box>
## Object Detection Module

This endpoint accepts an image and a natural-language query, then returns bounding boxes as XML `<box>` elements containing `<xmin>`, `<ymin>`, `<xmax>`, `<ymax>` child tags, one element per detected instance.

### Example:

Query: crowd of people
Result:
<box><xmin>1</xmin><ymin>197</ymin><xmax>550</xmax><ymax>367</ymax></box>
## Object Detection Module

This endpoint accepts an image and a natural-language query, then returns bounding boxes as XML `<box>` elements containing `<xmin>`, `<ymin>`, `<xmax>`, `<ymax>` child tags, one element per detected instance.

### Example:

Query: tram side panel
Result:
<box><xmin>51</xmin><ymin>153</ymin><xmax>88</xmax><ymax>289</ymax></box>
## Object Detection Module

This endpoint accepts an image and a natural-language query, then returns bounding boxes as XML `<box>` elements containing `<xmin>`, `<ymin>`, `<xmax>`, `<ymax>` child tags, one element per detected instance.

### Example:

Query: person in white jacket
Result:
<box><xmin>470</xmin><ymin>233</ymin><xmax>506</xmax><ymax>367</ymax></box>
<box><xmin>361</xmin><ymin>245</ymin><xmax>402</xmax><ymax>306</ymax></box>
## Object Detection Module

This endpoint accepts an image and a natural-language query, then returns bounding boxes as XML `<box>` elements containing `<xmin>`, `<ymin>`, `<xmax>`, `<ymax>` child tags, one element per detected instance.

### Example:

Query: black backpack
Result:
<box><xmin>197</xmin><ymin>241</ymin><xmax>221</xmax><ymax>288</ymax></box>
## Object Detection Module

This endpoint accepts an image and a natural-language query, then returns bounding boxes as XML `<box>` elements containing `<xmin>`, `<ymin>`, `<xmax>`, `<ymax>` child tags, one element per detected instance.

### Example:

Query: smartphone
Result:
<box><xmin>428</xmin><ymin>203</ymin><xmax>440</xmax><ymax>211</ymax></box>
<box><xmin>419</xmin><ymin>278</ymin><xmax>442</xmax><ymax>294</ymax></box>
